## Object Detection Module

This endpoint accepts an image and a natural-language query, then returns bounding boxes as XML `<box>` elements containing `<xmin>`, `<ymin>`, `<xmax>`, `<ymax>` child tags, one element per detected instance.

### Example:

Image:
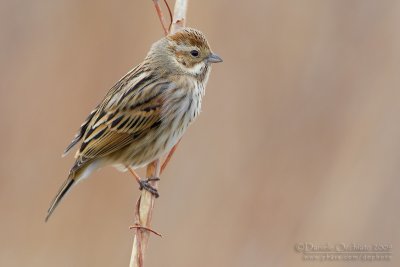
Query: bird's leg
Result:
<box><xmin>128</xmin><ymin>167</ymin><xmax>141</xmax><ymax>184</ymax></box>
<box><xmin>128</xmin><ymin>167</ymin><xmax>160</xmax><ymax>198</ymax></box>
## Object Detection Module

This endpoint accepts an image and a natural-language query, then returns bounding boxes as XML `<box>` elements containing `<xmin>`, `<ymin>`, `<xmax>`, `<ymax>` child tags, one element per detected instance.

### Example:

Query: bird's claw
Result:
<box><xmin>139</xmin><ymin>177</ymin><xmax>160</xmax><ymax>198</ymax></box>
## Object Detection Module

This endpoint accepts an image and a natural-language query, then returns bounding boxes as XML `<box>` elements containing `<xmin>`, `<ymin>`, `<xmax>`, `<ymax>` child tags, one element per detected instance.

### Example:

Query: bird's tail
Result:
<box><xmin>45</xmin><ymin>172</ymin><xmax>76</xmax><ymax>222</ymax></box>
<box><xmin>45</xmin><ymin>158</ymin><xmax>101</xmax><ymax>222</ymax></box>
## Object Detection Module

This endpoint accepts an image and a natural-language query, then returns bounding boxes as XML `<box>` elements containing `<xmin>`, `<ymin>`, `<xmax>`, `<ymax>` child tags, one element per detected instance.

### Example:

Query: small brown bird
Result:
<box><xmin>46</xmin><ymin>28</ymin><xmax>222</xmax><ymax>221</ymax></box>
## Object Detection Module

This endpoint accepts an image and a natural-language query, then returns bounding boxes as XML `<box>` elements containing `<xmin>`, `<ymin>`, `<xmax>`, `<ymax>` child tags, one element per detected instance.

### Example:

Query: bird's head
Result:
<box><xmin>148</xmin><ymin>28</ymin><xmax>222</xmax><ymax>77</ymax></box>
<box><xmin>167</xmin><ymin>28</ymin><xmax>223</xmax><ymax>72</ymax></box>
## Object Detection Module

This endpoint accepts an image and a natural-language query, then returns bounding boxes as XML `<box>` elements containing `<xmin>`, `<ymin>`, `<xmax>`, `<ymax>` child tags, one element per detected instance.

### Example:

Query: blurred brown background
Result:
<box><xmin>1</xmin><ymin>0</ymin><xmax>399</xmax><ymax>266</ymax></box>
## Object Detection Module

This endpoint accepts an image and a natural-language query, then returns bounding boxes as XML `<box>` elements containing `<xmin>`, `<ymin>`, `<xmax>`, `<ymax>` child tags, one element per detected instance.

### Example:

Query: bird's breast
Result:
<box><xmin>119</xmin><ymin>78</ymin><xmax>206</xmax><ymax>169</ymax></box>
<box><xmin>155</xmin><ymin>78</ymin><xmax>205</xmax><ymax>150</ymax></box>
<box><xmin>164</xmin><ymin>78</ymin><xmax>204</xmax><ymax>132</ymax></box>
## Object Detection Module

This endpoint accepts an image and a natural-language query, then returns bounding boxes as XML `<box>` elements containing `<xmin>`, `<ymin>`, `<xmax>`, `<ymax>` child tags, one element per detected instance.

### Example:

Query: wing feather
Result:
<box><xmin>63</xmin><ymin>107</ymin><xmax>98</xmax><ymax>157</ymax></box>
<box><xmin>73</xmin><ymin>74</ymin><xmax>172</xmax><ymax>162</ymax></box>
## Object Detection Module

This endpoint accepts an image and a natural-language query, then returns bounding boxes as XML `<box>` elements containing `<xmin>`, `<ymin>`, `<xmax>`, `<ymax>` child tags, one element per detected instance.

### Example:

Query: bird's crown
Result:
<box><xmin>167</xmin><ymin>28</ymin><xmax>210</xmax><ymax>51</ymax></box>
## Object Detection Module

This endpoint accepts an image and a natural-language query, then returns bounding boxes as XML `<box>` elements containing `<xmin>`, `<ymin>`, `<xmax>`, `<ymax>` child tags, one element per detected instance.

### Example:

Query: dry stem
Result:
<box><xmin>161</xmin><ymin>140</ymin><xmax>180</xmax><ymax>173</ymax></box>
<box><xmin>170</xmin><ymin>0</ymin><xmax>188</xmax><ymax>33</ymax></box>
<box><xmin>129</xmin><ymin>1</ymin><xmax>188</xmax><ymax>266</ymax></box>
<box><xmin>129</xmin><ymin>160</ymin><xmax>160</xmax><ymax>267</ymax></box>
<box><xmin>152</xmin><ymin>0</ymin><xmax>170</xmax><ymax>35</ymax></box>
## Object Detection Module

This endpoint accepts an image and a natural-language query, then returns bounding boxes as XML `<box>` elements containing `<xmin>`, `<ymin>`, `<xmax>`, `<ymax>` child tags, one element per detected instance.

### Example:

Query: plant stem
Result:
<box><xmin>129</xmin><ymin>1</ymin><xmax>188</xmax><ymax>266</ymax></box>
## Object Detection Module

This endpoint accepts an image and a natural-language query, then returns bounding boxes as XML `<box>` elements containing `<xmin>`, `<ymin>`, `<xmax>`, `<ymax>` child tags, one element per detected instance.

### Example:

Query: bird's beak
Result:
<box><xmin>208</xmin><ymin>53</ymin><xmax>223</xmax><ymax>63</ymax></box>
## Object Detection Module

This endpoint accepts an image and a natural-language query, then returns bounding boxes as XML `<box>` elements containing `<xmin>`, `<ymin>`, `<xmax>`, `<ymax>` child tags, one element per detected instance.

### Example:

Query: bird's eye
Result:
<box><xmin>190</xmin><ymin>50</ymin><xmax>199</xmax><ymax>57</ymax></box>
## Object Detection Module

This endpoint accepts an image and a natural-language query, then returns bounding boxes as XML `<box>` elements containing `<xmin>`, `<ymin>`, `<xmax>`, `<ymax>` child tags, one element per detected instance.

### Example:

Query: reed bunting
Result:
<box><xmin>46</xmin><ymin>28</ymin><xmax>222</xmax><ymax>221</ymax></box>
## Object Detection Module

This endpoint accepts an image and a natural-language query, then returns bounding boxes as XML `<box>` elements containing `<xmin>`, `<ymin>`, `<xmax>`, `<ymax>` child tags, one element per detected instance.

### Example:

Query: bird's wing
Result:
<box><xmin>63</xmin><ymin>63</ymin><xmax>162</xmax><ymax>155</ymax></box>
<box><xmin>63</xmin><ymin>107</ymin><xmax>98</xmax><ymax>156</ymax></box>
<box><xmin>73</xmin><ymin>70</ymin><xmax>172</xmax><ymax>162</ymax></box>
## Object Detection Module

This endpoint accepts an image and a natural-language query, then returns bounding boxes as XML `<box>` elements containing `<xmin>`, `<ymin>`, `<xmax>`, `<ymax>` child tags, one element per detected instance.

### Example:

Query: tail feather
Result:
<box><xmin>46</xmin><ymin>158</ymin><xmax>100</xmax><ymax>222</ymax></box>
<box><xmin>45</xmin><ymin>174</ymin><xmax>75</xmax><ymax>222</ymax></box>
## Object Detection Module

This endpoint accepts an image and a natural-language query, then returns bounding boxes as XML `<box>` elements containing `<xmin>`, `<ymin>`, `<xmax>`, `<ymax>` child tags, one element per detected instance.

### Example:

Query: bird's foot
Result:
<box><xmin>138</xmin><ymin>177</ymin><xmax>160</xmax><ymax>198</ymax></box>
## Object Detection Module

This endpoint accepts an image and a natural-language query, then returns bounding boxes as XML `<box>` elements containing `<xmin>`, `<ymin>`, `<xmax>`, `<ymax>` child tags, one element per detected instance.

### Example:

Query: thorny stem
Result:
<box><xmin>129</xmin><ymin>1</ymin><xmax>187</xmax><ymax>267</ymax></box>
<box><xmin>164</xmin><ymin>0</ymin><xmax>173</xmax><ymax>32</ymax></box>
<box><xmin>161</xmin><ymin>140</ymin><xmax>181</xmax><ymax>174</ymax></box>
<box><xmin>152</xmin><ymin>0</ymin><xmax>169</xmax><ymax>35</ymax></box>
<box><xmin>130</xmin><ymin>160</ymin><xmax>161</xmax><ymax>267</ymax></box>
<box><xmin>170</xmin><ymin>0</ymin><xmax>187</xmax><ymax>33</ymax></box>
<box><xmin>130</xmin><ymin>225</ymin><xmax>163</xmax><ymax>237</ymax></box>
